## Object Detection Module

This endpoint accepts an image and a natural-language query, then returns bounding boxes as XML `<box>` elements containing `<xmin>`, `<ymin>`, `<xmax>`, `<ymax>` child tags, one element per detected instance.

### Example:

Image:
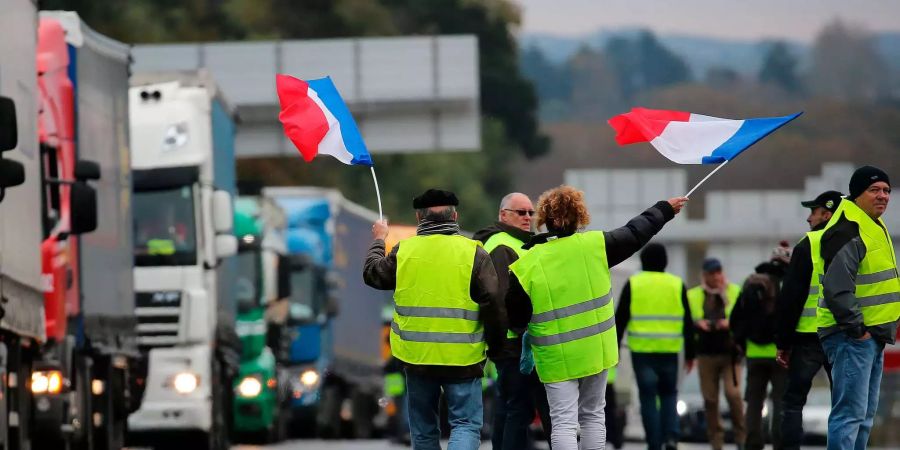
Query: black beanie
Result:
<box><xmin>848</xmin><ymin>166</ymin><xmax>890</xmax><ymax>200</ymax></box>
<box><xmin>640</xmin><ymin>243</ymin><xmax>668</xmax><ymax>272</ymax></box>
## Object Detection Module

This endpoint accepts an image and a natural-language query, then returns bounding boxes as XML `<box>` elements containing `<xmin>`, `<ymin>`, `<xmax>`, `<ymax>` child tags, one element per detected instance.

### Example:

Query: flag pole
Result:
<box><xmin>684</xmin><ymin>160</ymin><xmax>730</xmax><ymax>198</ymax></box>
<box><xmin>370</xmin><ymin>166</ymin><xmax>384</xmax><ymax>220</ymax></box>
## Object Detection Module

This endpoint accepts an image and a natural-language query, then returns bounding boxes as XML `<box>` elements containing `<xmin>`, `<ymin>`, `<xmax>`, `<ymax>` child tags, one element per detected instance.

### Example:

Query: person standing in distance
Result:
<box><xmin>616</xmin><ymin>243</ymin><xmax>695</xmax><ymax>450</ymax></box>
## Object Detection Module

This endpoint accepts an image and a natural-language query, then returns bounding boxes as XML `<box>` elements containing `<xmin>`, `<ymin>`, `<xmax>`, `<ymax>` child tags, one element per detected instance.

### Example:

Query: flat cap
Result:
<box><xmin>413</xmin><ymin>189</ymin><xmax>459</xmax><ymax>209</ymax></box>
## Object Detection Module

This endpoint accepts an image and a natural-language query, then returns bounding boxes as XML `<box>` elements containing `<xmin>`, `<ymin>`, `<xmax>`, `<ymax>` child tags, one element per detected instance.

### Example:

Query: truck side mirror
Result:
<box><xmin>0</xmin><ymin>159</ymin><xmax>25</xmax><ymax>188</ymax></box>
<box><xmin>70</xmin><ymin>182</ymin><xmax>98</xmax><ymax>234</ymax></box>
<box><xmin>74</xmin><ymin>160</ymin><xmax>101</xmax><ymax>181</ymax></box>
<box><xmin>215</xmin><ymin>234</ymin><xmax>237</xmax><ymax>259</ymax></box>
<box><xmin>212</xmin><ymin>190</ymin><xmax>234</xmax><ymax>233</ymax></box>
<box><xmin>0</xmin><ymin>96</ymin><xmax>17</xmax><ymax>152</ymax></box>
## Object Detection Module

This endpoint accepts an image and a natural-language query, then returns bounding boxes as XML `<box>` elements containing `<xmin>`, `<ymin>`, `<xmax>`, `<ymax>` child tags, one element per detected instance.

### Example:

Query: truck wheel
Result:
<box><xmin>206</xmin><ymin>361</ymin><xmax>232</xmax><ymax>450</ymax></box>
<box><xmin>316</xmin><ymin>384</ymin><xmax>342</xmax><ymax>439</ymax></box>
<box><xmin>351</xmin><ymin>389</ymin><xmax>375</xmax><ymax>439</ymax></box>
<box><xmin>94</xmin><ymin>359</ymin><xmax>126</xmax><ymax>450</ymax></box>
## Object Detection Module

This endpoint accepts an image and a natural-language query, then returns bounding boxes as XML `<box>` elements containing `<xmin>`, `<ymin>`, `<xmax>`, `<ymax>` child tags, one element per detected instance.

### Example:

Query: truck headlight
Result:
<box><xmin>300</xmin><ymin>369</ymin><xmax>319</xmax><ymax>387</ymax></box>
<box><xmin>32</xmin><ymin>370</ymin><xmax>63</xmax><ymax>395</ymax></box>
<box><xmin>237</xmin><ymin>376</ymin><xmax>263</xmax><ymax>398</ymax></box>
<box><xmin>676</xmin><ymin>400</ymin><xmax>688</xmax><ymax>416</ymax></box>
<box><xmin>172</xmin><ymin>372</ymin><xmax>199</xmax><ymax>394</ymax></box>
<box><xmin>162</xmin><ymin>122</ymin><xmax>189</xmax><ymax>152</ymax></box>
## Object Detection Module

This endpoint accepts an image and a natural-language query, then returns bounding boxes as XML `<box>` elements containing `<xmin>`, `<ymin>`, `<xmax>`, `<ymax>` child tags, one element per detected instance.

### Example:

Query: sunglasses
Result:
<box><xmin>503</xmin><ymin>208</ymin><xmax>535</xmax><ymax>217</ymax></box>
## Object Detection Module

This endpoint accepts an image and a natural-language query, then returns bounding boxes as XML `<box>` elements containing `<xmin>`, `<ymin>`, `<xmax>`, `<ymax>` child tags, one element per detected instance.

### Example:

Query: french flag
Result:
<box><xmin>276</xmin><ymin>74</ymin><xmax>373</xmax><ymax>166</ymax></box>
<box><xmin>608</xmin><ymin>108</ymin><xmax>802</xmax><ymax>164</ymax></box>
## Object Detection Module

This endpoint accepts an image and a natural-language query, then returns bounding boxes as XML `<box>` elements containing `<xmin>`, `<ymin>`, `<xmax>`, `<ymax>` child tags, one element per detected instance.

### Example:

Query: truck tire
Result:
<box><xmin>350</xmin><ymin>389</ymin><xmax>375</xmax><ymax>439</ymax></box>
<box><xmin>316</xmin><ymin>384</ymin><xmax>342</xmax><ymax>439</ymax></box>
<box><xmin>206</xmin><ymin>360</ymin><xmax>232</xmax><ymax>450</ymax></box>
<box><xmin>93</xmin><ymin>358</ymin><xmax>126</xmax><ymax>450</ymax></box>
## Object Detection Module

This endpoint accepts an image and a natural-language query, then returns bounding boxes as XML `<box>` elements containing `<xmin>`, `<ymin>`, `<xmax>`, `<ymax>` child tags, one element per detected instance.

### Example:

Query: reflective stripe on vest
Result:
<box><xmin>627</xmin><ymin>271</ymin><xmax>685</xmax><ymax>354</ymax></box>
<box><xmin>510</xmin><ymin>231</ymin><xmax>618</xmax><ymax>384</ymax></box>
<box><xmin>484</xmin><ymin>231</ymin><xmax>528</xmax><ymax>340</ymax></box>
<box><xmin>796</xmin><ymin>230</ymin><xmax>826</xmax><ymax>333</ymax></box>
<box><xmin>687</xmin><ymin>283</ymin><xmax>741</xmax><ymax>322</ymax></box>
<box><xmin>391</xmin><ymin>235</ymin><xmax>486</xmax><ymax>366</ymax></box>
<box><xmin>816</xmin><ymin>200</ymin><xmax>900</xmax><ymax>331</ymax></box>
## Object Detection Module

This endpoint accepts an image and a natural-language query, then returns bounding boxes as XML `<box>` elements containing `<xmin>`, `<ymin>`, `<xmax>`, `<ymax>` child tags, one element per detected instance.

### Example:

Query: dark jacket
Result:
<box><xmin>472</xmin><ymin>222</ymin><xmax>533</xmax><ymax>361</ymax></box>
<box><xmin>775</xmin><ymin>222</ymin><xmax>825</xmax><ymax>350</ymax></box>
<box><xmin>507</xmin><ymin>200</ymin><xmax>676</xmax><ymax>330</ymax></box>
<box><xmin>731</xmin><ymin>261</ymin><xmax>787</xmax><ymax>355</ymax></box>
<box><xmin>363</xmin><ymin>229</ymin><xmax>506</xmax><ymax>379</ymax></box>
<box><xmin>615</xmin><ymin>277</ymin><xmax>696</xmax><ymax>360</ymax></box>
<box><xmin>694</xmin><ymin>289</ymin><xmax>737</xmax><ymax>356</ymax></box>
<box><xmin>819</xmin><ymin>213</ymin><xmax>898</xmax><ymax>345</ymax></box>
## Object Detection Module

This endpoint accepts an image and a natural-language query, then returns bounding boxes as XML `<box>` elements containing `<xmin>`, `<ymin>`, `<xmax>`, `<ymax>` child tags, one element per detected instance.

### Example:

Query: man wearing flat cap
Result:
<box><xmin>774</xmin><ymin>190</ymin><xmax>842</xmax><ymax>450</ymax></box>
<box><xmin>364</xmin><ymin>188</ymin><xmax>506</xmax><ymax>450</ymax></box>
<box><xmin>815</xmin><ymin>166</ymin><xmax>899</xmax><ymax>449</ymax></box>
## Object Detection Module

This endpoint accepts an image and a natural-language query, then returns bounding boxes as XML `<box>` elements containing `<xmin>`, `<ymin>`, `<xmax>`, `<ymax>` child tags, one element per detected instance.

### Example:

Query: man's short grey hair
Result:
<box><xmin>499</xmin><ymin>192</ymin><xmax>525</xmax><ymax>210</ymax></box>
<box><xmin>416</xmin><ymin>206</ymin><xmax>456</xmax><ymax>222</ymax></box>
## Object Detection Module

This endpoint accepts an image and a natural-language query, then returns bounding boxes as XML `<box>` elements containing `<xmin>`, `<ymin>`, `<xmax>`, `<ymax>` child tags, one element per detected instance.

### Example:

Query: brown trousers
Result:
<box><xmin>698</xmin><ymin>354</ymin><xmax>746</xmax><ymax>450</ymax></box>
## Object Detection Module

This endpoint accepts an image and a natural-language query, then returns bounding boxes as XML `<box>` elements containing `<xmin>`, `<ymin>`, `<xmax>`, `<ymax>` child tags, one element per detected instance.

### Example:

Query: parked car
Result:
<box><xmin>802</xmin><ymin>388</ymin><xmax>830</xmax><ymax>445</ymax></box>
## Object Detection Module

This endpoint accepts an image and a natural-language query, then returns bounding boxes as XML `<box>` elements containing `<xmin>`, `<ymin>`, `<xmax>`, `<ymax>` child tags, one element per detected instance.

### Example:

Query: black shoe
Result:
<box><xmin>664</xmin><ymin>440</ymin><xmax>678</xmax><ymax>450</ymax></box>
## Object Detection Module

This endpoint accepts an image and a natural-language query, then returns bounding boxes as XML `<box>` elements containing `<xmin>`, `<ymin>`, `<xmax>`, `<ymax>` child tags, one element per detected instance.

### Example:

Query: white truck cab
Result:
<box><xmin>126</xmin><ymin>73</ymin><xmax>239</xmax><ymax>449</ymax></box>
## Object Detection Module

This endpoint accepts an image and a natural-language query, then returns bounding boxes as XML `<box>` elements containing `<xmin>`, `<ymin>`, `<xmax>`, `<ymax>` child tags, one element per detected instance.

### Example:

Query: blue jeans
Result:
<box><xmin>405</xmin><ymin>371</ymin><xmax>482</xmax><ymax>450</ymax></box>
<box><xmin>492</xmin><ymin>358</ymin><xmax>536</xmax><ymax>450</ymax></box>
<box><xmin>631</xmin><ymin>353</ymin><xmax>680</xmax><ymax>450</ymax></box>
<box><xmin>821</xmin><ymin>331</ymin><xmax>884</xmax><ymax>450</ymax></box>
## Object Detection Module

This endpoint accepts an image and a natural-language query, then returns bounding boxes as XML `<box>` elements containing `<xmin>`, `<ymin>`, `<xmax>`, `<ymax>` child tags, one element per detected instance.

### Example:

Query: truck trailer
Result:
<box><xmin>265</xmin><ymin>187</ymin><xmax>389</xmax><ymax>439</ymax></box>
<box><xmin>126</xmin><ymin>72</ymin><xmax>240</xmax><ymax>449</ymax></box>
<box><xmin>30</xmin><ymin>12</ymin><xmax>140</xmax><ymax>450</ymax></box>
<box><xmin>0</xmin><ymin>2</ymin><xmax>46</xmax><ymax>448</ymax></box>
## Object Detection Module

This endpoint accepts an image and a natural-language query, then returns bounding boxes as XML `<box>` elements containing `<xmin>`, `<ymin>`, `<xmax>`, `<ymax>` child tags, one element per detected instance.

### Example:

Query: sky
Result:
<box><xmin>514</xmin><ymin>0</ymin><xmax>900</xmax><ymax>42</ymax></box>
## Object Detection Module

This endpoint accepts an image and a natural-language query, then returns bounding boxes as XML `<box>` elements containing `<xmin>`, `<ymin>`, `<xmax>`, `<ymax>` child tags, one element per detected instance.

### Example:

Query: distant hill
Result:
<box><xmin>520</xmin><ymin>28</ymin><xmax>892</xmax><ymax>78</ymax></box>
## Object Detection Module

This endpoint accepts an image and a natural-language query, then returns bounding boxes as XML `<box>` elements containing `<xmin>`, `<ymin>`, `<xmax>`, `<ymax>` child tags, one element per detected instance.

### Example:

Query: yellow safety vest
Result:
<box><xmin>816</xmin><ymin>200</ymin><xmax>900</xmax><ymax>330</ymax></box>
<box><xmin>510</xmin><ymin>231</ymin><xmax>618</xmax><ymax>384</ymax></box>
<box><xmin>484</xmin><ymin>231</ymin><xmax>527</xmax><ymax>339</ymax></box>
<box><xmin>687</xmin><ymin>283</ymin><xmax>741</xmax><ymax>322</ymax></box>
<box><xmin>627</xmin><ymin>271</ymin><xmax>685</xmax><ymax>354</ymax></box>
<box><xmin>795</xmin><ymin>230</ymin><xmax>826</xmax><ymax>333</ymax></box>
<box><xmin>391</xmin><ymin>235</ymin><xmax>486</xmax><ymax>366</ymax></box>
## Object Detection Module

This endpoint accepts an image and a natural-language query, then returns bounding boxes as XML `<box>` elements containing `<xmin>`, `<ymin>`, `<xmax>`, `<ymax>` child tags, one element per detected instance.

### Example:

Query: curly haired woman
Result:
<box><xmin>506</xmin><ymin>185</ymin><xmax>688</xmax><ymax>450</ymax></box>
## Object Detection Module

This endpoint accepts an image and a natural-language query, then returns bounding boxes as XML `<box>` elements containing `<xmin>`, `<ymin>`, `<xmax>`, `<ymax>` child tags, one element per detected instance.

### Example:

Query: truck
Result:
<box><xmin>264</xmin><ymin>187</ymin><xmax>390</xmax><ymax>439</ymax></box>
<box><xmin>30</xmin><ymin>12</ymin><xmax>141</xmax><ymax>450</ymax></box>
<box><xmin>232</xmin><ymin>193</ymin><xmax>292</xmax><ymax>442</ymax></box>
<box><xmin>126</xmin><ymin>72</ymin><xmax>240</xmax><ymax>450</ymax></box>
<box><xmin>0</xmin><ymin>2</ymin><xmax>46</xmax><ymax>448</ymax></box>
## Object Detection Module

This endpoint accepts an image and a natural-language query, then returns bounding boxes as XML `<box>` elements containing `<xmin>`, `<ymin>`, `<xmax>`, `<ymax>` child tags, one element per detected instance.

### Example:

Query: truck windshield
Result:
<box><xmin>133</xmin><ymin>186</ymin><xmax>197</xmax><ymax>266</ymax></box>
<box><xmin>289</xmin><ymin>268</ymin><xmax>319</xmax><ymax>322</ymax></box>
<box><xmin>235</xmin><ymin>249</ymin><xmax>260</xmax><ymax>307</ymax></box>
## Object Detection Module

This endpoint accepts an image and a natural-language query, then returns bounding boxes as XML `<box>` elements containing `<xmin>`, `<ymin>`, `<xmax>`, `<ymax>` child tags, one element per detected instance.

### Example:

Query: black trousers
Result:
<box><xmin>780</xmin><ymin>338</ymin><xmax>833</xmax><ymax>450</ymax></box>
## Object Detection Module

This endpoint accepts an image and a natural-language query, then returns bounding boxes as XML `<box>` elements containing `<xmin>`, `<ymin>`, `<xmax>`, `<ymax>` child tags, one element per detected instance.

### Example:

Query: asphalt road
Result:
<box><xmin>232</xmin><ymin>440</ymin><xmax>797</xmax><ymax>450</ymax></box>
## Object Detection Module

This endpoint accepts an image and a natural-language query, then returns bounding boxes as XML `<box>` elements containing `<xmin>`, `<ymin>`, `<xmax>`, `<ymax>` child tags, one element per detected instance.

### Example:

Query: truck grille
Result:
<box><xmin>135</xmin><ymin>291</ymin><xmax>182</xmax><ymax>349</ymax></box>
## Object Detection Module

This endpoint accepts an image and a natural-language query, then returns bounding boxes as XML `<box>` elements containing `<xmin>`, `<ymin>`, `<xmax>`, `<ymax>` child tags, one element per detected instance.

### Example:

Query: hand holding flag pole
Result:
<box><xmin>608</xmin><ymin>107</ymin><xmax>802</xmax><ymax>197</ymax></box>
<box><xmin>276</xmin><ymin>74</ymin><xmax>383</xmax><ymax>220</ymax></box>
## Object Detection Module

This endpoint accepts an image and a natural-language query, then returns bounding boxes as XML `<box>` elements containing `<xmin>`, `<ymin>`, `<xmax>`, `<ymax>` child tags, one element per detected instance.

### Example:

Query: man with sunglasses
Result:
<box><xmin>474</xmin><ymin>193</ymin><xmax>550</xmax><ymax>450</ymax></box>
